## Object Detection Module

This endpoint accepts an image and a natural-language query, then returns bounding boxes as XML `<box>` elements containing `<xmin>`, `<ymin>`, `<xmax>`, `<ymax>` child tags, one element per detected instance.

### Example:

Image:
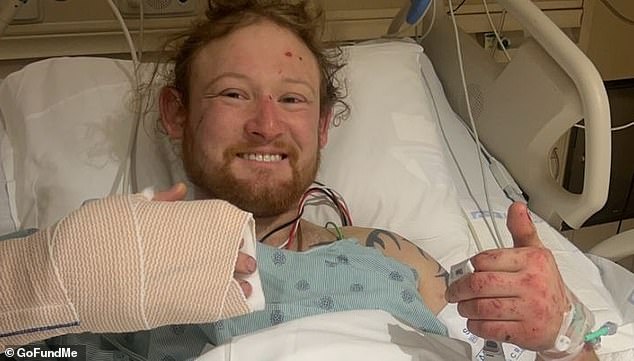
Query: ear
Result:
<box><xmin>318</xmin><ymin>108</ymin><xmax>332</xmax><ymax>149</ymax></box>
<box><xmin>159</xmin><ymin>86</ymin><xmax>187</xmax><ymax>140</ymax></box>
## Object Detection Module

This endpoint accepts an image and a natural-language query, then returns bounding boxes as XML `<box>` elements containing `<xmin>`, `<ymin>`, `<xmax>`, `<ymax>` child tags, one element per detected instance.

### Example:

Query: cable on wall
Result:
<box><xmin>482</xmin><ymin>0</ymin><xmax>511</xmax><ymax>62</ymax></box>
<box><xmin>574</xmin><ymin>121</ymin><xmax>634</xmax><ymax>132</ymax></box>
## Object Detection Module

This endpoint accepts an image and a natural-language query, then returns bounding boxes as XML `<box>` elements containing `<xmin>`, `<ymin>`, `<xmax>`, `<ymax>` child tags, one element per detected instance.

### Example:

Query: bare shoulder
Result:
<box><xmin>341</xmin><ymin>226</ymin><xmax>449</xmax><ymax>314</ymax></box>
<box><xmin>341</xmin><ymin>226</ymin><xmax>435</xmax><ymax>260</ymax></box>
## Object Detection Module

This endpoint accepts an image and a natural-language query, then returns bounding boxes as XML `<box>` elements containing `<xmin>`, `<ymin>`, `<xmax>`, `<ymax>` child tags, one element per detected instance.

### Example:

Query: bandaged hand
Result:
<box><xmin>445</xmin><ymin>202</ymin><xmax>570</xmax><ymax>351</ymax></box>
<box><xmin>1</xmin><ymin>187</ymin><xmax>260</xmax><ymax>351</ymax></box>
<box><xmin>152</xmin><ymin>183</ymin><xmax>257</xmax><ymax>297</ymax></box>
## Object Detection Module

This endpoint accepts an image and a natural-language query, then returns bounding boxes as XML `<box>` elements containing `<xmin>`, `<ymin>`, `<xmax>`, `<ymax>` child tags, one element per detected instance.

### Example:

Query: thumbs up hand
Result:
<box><xmin>445</xmin><ymin>202</ymin><xmax>570</xmax><ymax>351</ymax></box>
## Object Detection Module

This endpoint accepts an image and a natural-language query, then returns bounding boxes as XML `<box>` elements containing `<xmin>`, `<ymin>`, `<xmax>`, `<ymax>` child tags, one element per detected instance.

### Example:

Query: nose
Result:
<box><xmin>244</xmin><ymin>96</ymin><xmax>285</xmax><ymax>143</ymax></box>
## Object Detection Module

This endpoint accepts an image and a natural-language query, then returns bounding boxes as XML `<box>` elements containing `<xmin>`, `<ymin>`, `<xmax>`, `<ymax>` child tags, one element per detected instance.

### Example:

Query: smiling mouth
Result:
<box><xmin>238</xmin><ymin>153</ymin><xmax>287</xmax><ymax>162</ymax></box>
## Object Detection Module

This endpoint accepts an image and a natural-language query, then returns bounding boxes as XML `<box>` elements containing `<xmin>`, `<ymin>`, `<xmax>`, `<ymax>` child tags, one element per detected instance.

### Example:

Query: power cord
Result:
<box><xmin>616</xmin><ymin>171</ymin><xmax>634</xmax><ymax>234</ymax></box>
<box><xmin>574</xmin><ymin>120</ymin><xmax>634</xmax><ymax>132</ymax></box>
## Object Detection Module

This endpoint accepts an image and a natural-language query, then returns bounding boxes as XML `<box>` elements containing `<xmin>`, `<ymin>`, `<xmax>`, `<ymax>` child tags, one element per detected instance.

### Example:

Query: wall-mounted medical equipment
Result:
<box><xmin>114</xmin><ymin>0</ymin><xmax>197</xmax><ymax>18</ymax></box>
<box><xmin>0</xmin><ymin>0</ymin><xmax>27</xmax><ymax>37</ymax></box>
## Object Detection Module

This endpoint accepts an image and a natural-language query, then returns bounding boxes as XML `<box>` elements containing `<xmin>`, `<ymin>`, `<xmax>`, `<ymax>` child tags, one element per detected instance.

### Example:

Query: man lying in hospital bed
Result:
<box><xmin>0</xmin><ymin>0</ymin><xmax>631</xmax><ymax>360</ymax></box>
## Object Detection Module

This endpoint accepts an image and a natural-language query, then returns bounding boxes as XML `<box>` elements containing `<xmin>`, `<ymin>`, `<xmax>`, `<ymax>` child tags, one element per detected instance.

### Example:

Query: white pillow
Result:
<box><xmin>0</xmin><ymin>41</ymin><xmax>470</xmax><ymax>264</ymax></box>
<box><xmin>0</xmin><ymin>57</ymin><xmax>184</xmax><ymax>229</ymax></box>
<box><xmin>310</xmin><ymin>41</ymin><xmax>470</xmax><ymax>264</ymax></box>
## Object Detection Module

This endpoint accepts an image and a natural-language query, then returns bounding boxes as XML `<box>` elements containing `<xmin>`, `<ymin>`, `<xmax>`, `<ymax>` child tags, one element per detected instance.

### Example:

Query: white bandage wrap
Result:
<box><xmin>538</xmin><ymin>290</ymin><xmax>595</xmax><ymax>361</ymax></box>
<box><xmin>0</xmin><ymin>195</ymin><xmax>261</xmax><ymax>351</ymax></box>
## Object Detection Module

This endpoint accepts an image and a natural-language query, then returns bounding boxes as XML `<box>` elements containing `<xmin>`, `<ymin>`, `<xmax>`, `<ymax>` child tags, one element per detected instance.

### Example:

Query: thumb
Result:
<box><xmin>507</xmin><ymin>202</ymin><xmax>543</xmax><ymax>248</ymax></box>
<box><xmin>152</xmin><ymin>182</ymin><xmax>188</xmax><ymax>202</ymax></box>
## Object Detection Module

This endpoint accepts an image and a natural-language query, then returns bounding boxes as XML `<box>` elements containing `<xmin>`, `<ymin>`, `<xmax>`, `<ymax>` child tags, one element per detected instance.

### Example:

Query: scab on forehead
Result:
<box><xmin>284</xmin><ymin>51</ymin><xmax>304</xmax><ymax>61</ymax></box>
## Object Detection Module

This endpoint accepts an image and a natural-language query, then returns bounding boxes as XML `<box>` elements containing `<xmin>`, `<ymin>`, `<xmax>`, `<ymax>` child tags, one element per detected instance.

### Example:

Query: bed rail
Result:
<box><xmin>421</xmin><ymin>0</ymin><xmax>611</xmax><ymax>229</ymax></box>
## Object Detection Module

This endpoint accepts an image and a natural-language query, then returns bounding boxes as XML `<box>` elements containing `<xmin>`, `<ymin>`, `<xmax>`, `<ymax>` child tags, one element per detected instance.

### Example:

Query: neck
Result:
<box><xmin>192</xmin><ymin>184</ymin><xmax>305</xmax><ymax>247</ymax></box>
<box><xmin>254</xmin><ymin>209</ymin><xmax>299</xmax><ymax>248</ymax></box>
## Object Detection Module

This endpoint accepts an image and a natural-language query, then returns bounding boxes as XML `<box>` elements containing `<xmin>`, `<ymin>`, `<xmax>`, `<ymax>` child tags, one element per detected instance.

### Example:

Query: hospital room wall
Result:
<box><xmin>578</xmin><ymin>0</ymin><xmax>634</xmax><ymax>81</ymax></box>
<box><xmin>0</xmin><ymin>0</ymin><xmax>584</xmax><ymax>74</ymax></box>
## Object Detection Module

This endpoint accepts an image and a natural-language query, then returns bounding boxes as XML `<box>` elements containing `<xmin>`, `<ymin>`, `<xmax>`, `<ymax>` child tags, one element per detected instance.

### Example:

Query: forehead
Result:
<box><xmin>190</xmin><ymin>19</ymin><xmax>321</xmax><ymax>86</ymax></box>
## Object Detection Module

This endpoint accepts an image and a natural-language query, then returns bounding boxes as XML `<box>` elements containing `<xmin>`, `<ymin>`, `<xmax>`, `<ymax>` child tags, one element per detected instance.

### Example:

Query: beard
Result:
<box><xmin>181</xmin><ymin>137</ymin><xmax>320</xmax><ymax>218</ymax></box>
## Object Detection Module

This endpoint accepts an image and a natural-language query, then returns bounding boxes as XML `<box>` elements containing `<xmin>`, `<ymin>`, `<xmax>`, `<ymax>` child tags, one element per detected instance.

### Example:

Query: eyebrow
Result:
<box><xmin>280</xmin><ymin>76</ymin><xmax>317</xmax><ymax>97</ymax></box>
<box><xmin>203</xmin><ymin>72</ymin><xmax>249</xmax><ymax>93</ymax></box>
<box><xmin>202</xmin><ymin>72</ymin><xmax>317</xmax><ymax>97</ymax></box>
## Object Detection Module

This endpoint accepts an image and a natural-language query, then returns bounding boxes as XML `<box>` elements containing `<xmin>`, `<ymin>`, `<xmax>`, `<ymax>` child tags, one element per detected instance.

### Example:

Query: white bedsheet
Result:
<box><xmin>196</xmin><ymin>310</ymin><xmax>472</xmax><ymax>361</ymax></box>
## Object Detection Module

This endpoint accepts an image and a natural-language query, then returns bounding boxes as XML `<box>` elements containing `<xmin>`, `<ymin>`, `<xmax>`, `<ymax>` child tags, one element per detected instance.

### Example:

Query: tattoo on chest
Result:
<box><xmin>365</xmin><ymin>229</ymin><xmax>402</xmax><ymax>250</ymax></box>
<box><xmin>436</xmin><ymin>264</ymin><xmax>450</xmax><ymax>287</ymax></box>
<box><xmin>365</xmin><ymin>229</ymin><xmax>450</xmax><ymax>287</ymax></box>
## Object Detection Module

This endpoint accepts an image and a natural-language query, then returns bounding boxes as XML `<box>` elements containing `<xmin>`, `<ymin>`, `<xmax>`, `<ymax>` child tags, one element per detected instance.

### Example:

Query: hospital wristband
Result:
<box><xmin>537</xmin><ymin>290</ymin><xmax>595</xmax><ymax>361</ymax></box>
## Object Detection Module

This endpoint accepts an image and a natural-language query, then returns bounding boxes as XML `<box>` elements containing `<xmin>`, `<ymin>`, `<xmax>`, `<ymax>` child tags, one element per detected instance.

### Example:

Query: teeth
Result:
<box><xmin>240</xmin><ymin>153</ymin><xmax>283</xmax><ymax>162</ymax></box>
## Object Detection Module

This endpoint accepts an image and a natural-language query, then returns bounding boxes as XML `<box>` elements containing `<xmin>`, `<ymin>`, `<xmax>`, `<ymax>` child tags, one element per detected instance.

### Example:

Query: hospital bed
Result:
<box><xmin>0</xmin><ymin>0</ymin><xmax>633</xmax><ymax>360</ymax></box>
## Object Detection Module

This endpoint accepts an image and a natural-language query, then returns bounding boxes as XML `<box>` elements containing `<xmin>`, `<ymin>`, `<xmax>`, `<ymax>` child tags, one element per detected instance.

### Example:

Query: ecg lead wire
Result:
<box><xmin>447</xmin><ymin>0</ymin><xmax>504</xmax><ymax>248</ymax></box>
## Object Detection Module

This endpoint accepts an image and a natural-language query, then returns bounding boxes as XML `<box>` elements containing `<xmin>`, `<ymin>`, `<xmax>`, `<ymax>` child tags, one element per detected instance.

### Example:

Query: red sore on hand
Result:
<box><xmin>445</xmin><ymin>202</ymin><xmax>570</xmax><ymax>351</ymax></box>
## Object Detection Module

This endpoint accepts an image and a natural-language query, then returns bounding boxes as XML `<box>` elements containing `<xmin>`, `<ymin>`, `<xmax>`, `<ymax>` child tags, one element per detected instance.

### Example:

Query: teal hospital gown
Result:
<box><xmin>27</xmin><ymin>239</ymin><xmax>446</xmax><ymax>361</ymax></box>
<box><xmin>200</xmin><ymin>239</ymin><xmax>447</xmax><ymax>344</ymax></box>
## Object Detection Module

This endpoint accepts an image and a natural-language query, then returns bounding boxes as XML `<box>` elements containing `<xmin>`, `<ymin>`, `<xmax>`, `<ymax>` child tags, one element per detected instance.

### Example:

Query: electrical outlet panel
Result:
<box><xmin>115</xmin><ymin>0</ymin><xmax>197</xmax><ymax>18</ymax></box>
<box><xmin>13</xmin><ymin>0</ymin><xmax>42</xmax><ymax>23</ymax></box>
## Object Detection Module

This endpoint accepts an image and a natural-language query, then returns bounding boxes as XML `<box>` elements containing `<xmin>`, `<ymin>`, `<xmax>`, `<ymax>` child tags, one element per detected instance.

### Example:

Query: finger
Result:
<box><xmin>445</xmin><ymin>272</ymin><xmax>521</xmax><ymax>303</ymax></box>
<box><xmin>239</xmin><ymin>280</ymin><xmax>252</xmax><ymax>298</ymax></box>
<box><xmin>507</xmin><ymin>202</ymin><xmax>542</xmax><ymax>249</ymax></box>
<box><xmin>471</xmin><ymin>249</ymin><xmax>526</xmax><ymax>272</ymax></box>
<box><xmin>467</xmin><ymin>319</ymin><xmax>523</xmax><ymax>344</ymax></box>
<box><xmin>235</xmin><ymin>252</ymin><xmax>257</xmax><ymax>275</ymax></box>
<box><xmin>152</xmin><ymin>182</ymin><xmax>188</xmax><ymax>202</ymax></box>
<box><xmin>457</xmin><ymin>297</ymin><xmax>523</xmax><ymax>321</ymax></box>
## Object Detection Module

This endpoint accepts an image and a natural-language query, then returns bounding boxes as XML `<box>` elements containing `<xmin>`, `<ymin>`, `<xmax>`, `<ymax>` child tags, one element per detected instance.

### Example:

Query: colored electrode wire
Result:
<box><xmin>311</xmin><ymin>181</ymin><xmax>353</xmax><ymax>226</ymax></box>
<box><xmin>256</xmin><ymin>183</ymin><xmax>352</xmax><ymax>249</ymax></box>
<box><xmin>257</xmin><ymin>213</ymin><xmax>303</xmax><ymax>244</ymax></box>
<box><xmin>325</xmin><ymin>221</ymin><xmax>345</xmax><ymax>240</ymax></box>
<box><xmin>286</xmin><ymin>188</ymin><xmax>333</xmax><ymax>249</ymax></box>
<box><xmin>283</xmin><ymin>185</ymin><xmax>353</xmax><ymax>250</ymax></box>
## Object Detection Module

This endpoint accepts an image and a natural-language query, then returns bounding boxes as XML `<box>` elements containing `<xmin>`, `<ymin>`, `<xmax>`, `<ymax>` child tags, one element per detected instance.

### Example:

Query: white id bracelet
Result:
<box><xmin>538</xmin><ymin>290</ymin><xmax>595</xmax><ymax>361</ymax></box>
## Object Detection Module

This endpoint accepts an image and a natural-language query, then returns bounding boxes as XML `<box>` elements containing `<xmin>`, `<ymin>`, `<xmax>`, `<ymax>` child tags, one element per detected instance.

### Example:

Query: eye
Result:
<box><xmin>280</xmin><ymin>94</ymin><xmax>307</xmax><ymax>104</ymax></box>
<box><xmin>223</xmin><ymin>90</ymin><xmax>248</xmax><ymax>100</ymax></box>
